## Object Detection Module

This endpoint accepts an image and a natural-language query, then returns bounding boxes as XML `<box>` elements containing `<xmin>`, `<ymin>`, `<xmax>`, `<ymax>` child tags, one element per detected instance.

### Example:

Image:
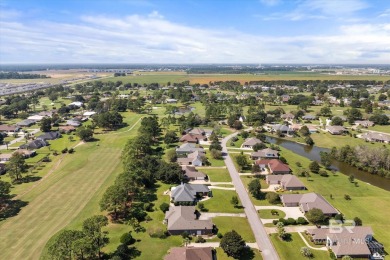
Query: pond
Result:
<box><xmin>266</xmin><ymin>136</ymin><xmax>390</xmax><ymax>191</ymax></box>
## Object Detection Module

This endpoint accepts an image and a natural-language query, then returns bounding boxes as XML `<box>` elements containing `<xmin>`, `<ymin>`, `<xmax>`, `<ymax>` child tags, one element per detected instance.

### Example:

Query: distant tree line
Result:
<box><xmin>0</xmin><ymin>72</ymin><xmax>50</xmax><ymax>79</ymax></box>
<box><xmin>328</xmin><ymin>145</ymin><xmax>390</xmax><ymax>178</ymax></box>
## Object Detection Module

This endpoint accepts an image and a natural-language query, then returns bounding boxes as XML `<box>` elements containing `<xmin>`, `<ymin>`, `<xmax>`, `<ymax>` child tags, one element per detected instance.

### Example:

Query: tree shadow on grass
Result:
<box><xmin>237</xmin><ymin>247</ymin><xmax>256</xmax><ymax>260</ymax></box>
<box><xmin>0</xmin><ymin>199</ymin><xmax>28</xmax><ymax>221</ymax></box>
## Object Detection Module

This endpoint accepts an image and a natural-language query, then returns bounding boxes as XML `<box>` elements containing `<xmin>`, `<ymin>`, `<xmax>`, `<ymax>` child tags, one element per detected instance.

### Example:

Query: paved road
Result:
<box><xmin>221</xmin><ymin>132</ymin><xmax>280</xmax><ymax>260</ymax></box>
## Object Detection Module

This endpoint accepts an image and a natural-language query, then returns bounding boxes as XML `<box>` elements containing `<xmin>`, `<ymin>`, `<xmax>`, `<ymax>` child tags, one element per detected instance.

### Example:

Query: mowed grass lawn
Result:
<box><xmin>201</xmin><ymin>168</ymin><xmax>231</xmax><ymax>182</ymax></box>
<box><xmin>258</xmin><ymin>209</ymin><xmax>286</xmax><ymax>219</ymax></box>
<box><xmin>202</xmin><ymin>189</ymin><xmax>244</xmax><ymax>213</ymax></box>
<box><xmin>0</xmin><ymin>113</ymin><xmax>144</xmax><ymax>260</ymax></box>
<box><xmin>279</xmin><ymin>147</ymin><xmax>390</xmax><ymax>252</ymax></box>
<box><xmin>270</xmin><ymin>233</ymin><xmax>329</xmax><ymax>260</ymax></box>
<box><xmin>215</xmin><ymin>248</ymin><xmax>263</xmax><ymax>260</ymax></box>
<box><xmin>212</xmin><ymin>217</ymin><xmax>255</xmax><ymax>243</ymax></box>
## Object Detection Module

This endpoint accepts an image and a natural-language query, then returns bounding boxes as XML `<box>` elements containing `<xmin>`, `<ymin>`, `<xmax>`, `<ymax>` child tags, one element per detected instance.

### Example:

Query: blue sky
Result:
<box><xmin>0</xmin><ymin>0</ymin><xmax>389</xmax><ymax>64</ymax></box>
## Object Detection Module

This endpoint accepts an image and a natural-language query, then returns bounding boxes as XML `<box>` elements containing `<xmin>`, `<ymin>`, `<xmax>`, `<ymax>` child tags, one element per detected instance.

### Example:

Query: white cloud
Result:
<box><xmin>260</xmin><ymin>0</ymin><xmax>369</xmax><ymax>21</ymax></box>
<box><xmin>0</xmin><ymin>11</ymin><xmax>389</xmax><ymax>63</ymax></box>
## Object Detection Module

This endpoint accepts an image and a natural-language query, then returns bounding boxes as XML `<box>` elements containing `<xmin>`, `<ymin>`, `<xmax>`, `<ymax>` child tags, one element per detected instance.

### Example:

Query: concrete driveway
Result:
<box><xmin>255</xmin><ymin>205</ymin><xmax>306</xmax><ymax>219</ymax></box>
<box><xmin>198</xmin><ymin>212</ymin><xmax>246</xmax><ymax>220</ymax></box>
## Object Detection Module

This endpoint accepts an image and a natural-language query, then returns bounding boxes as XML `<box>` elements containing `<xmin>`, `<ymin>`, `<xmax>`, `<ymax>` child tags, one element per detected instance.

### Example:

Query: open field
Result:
<box><xmin>0</xmin><ymin>113</ymin><xmax>144</xmax><ymax>260</ymax></box>
<box><xmin>98</xmin><ymin>72</ymin><xmax>390</xmax><ymax>85</ymax></box>
<box><xmin>270</xmin><ymin>233</ymin><xmax>329</xmax><ymax>260</ymax></box>
<box><xmin>278</xmin><ymin>147</ymin><xmax>390</xmax><ymax>251</ymax></box>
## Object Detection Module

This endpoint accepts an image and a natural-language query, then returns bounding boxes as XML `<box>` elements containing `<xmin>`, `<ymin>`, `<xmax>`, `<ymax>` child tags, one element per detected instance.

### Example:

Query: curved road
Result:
<box><xmin>221</xmin><ymin>132</ymin><xmax>279</xmax><ymax>260</ymax></box>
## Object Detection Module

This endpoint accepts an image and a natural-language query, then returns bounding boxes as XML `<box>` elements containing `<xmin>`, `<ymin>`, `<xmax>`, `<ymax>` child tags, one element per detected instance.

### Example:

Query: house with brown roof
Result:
<box><xmin>281</xmin><ymin>113</ymin><xmax>295</xmax><ymax>121</ymax></box>
<box><xmin>326</xmin><ymin>125</ymin><xmax>347</xmax><ymax>135</ymax></box>
<box><xmin>266</xmin><ymin>175</ymin><xmax>306</xmax><ymax>190</ymax></box>
<box><xmin>164</xmin><ymin>206</ymin><xmax>214</xmax><ymax>235</ymax></box>
<box><xmin>177</xmin><ymin>150</ymin><xmax>205</xmax><ymax>167</ymax></box>
<box><xmin>182</xmin><ymin>166</ymin><xmax>206</xmax><ymax>181</ymax></box>
<box><xmin>188</xmin><ymin>128</ymin><xmax>213</xmax><ymax>138</ymax></box>
<box><xmin>164</xmin><ymin>247</ymin><xmax>214</xmax><ymax>260</ymax></box>
<box><xmin>0</xmin><ymin>125</ymin><xmax>20</xmax><ymax>133</ymax></box>
<box><xmin>355</xmin><ymin>120</ymin><xmax>374</xmax><ymax>128</ymax></box>
<box><xmin>251</xmin><ymin>148</ymin><xmax>279</xmax><ymax>160</ymax></box>
<box><xmin>280</xmin><ymin>193</ymin><xmax>338</xmax><ymax>216</ymax></box>
<box><xmin>241</xmin><ymin>137</ymin><xmax>263</xmax><ymax>149</ymax></box>
<box><xmin>306</xmin><ymin>227</ymin><xmax>384</xmax><ymax>259</ymax></box>
<box><xmin>255</xmin><ymin>159</ymin><xmax>291</xmax><ymax>174</ymax></box>
<box><xmin>180</xmin><ymin>133</ymin><xmax>206</xmax><ymax>143</ymax></box>
<box><xmin>58</xmin><ymin>125</ymin><xmax>76</xmax><ymax>133</ymax></box>
<box><xmin>14</xmin><ymin>149</ymin><xmax>36</xmax><ymax>158</ymax></box>
<box><xmin>0</xmin><ymin>153</ymin><xmax>13</xmax><ymax>162</ymax></box>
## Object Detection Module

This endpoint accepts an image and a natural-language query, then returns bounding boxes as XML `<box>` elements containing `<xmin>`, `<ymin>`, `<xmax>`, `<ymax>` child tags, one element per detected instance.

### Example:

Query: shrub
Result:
<box><xmin>319</xmin><ymin>170</ymin><xmax>328</xmax><ymax>177</ymax></box>
<box><xmin>279</xmin><ymin>156</ymin><xmax>287</xmax><ymax>164</ymax></box>
<box><xmin>181</xmin><ymin>231</ymin><xmax>190</xmax><ymax>239</ymax></box>
<box><xmin>286</xmin><ymin>218</ymin><xmax>296</xmax><ymax>225</ymax></box>
<box><xmin>61</xmin><ymin>148</ymin><xmax>68</xmax><ymax>154</ymax></box>
<box><xmin>272</xmin><ymin>219</ymin><xmax>279</xmax><ymax>225</ymax></box>
<box><xmin>159</xmin><ymin>202</ymin><xmax>170</xmax><ymax>213</ymax></box>
<box><xmin>217</xmin><ymin>232</ymin><xmax>223</xmax><ymax>239</ymax></box>
<box><xmin>145</xmin><ymin>215</ymin><xmax>152</xmax><ymax>222</ymax></box>
<box><xmin>148</xmin><ymin>228</ymin><xmax>167</xmax><ymax>239</ymax></box>
<box><xmin>344</xmin><ymin>194</ymin><xmax>351</xmax><ymax>200</ymax></box>
<box><xmin>297</xmin><ymin>217</ymin><xmax>308</xmax><ymax>225</ymax></box>
<box><xmin>143</xmin><ymin>203</ymin><xmax>154</xmax><ymax>212</ymax></box>
<box><xmin>120</xmin><ymin>232</ymin><xmax>135</xmax><ymax>245</ymax></box>
<box><xmin>266</xmin><ymin>192</ymin><xmax>280</xmax><ymax>204</ymax></box>
<box><xmin>271</xmin><ymin>209</ymin><xmax>279</xmax><ymax>216</ymax></box>
<box><xmin>68</xmin><ymin>148</ymin><xmax>74</xmax><ymax>154</ymax></box>
<box><xmin>195</xmin><ymin>236</ymin><xmax>206</xmax><ymax>243</ymax></box>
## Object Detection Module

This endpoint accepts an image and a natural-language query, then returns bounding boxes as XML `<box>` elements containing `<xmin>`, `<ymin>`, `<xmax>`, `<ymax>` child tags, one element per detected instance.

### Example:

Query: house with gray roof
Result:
<box><xmin>266</xmin><ymin>175</ymin><xmax>306</xmax><ymax>190</ymax></box>
<box><xmin>307</xmin><ymin>227</ymin><xmax>384</xmax><ymax>259</ymax></box>
<box><xmin>20</xmin><ymin>139</ymin><xmax>49</xmax><ymax>150</ymax></box>
<box><xmin>171</xmin><ymin>183</ymin><xmax>210</xmax><ymax>204</ymax></box>
<box><xmin>176</xmin><ymin>143</ymin><xmax>205</xmax><ymax>155</ymax></box>
<box><xmin>361</xmin><ymin>132</ymin><xmax>390</xmax><ymax>143</ymax></box>
<box><xmin>271</xmin><ymin>124</ymin><xmax>294</xmax><ymax>134</ymax></box>
<box><xmin>37</xmin><ymin>131</ymin><xmax>61</xmax><ymax>141</ymax></box>
<box><xmin>17</xmin><ymin>119</ymin><xmax>37</xmax><ymax>127</ymax></box>
<box><xmin>302</xmin><ymin>115</ymin><xmax>317</xmax><ymax>121</ymax></box>
<box><xmin>326</xmin><ymin>125</ymin><xmax>347</xmax><ymax>135</ymax></box>
<box><xmin>177</xmin><ymin>150</ymin><xmax>205</xmax><ymax>166</ymax></box>
<box><xmin>164</xmin><ymin>206</ymin><xmax>214</xmax><ymax>236</ymax></box>
<box><xmin>241</xmin><ymin>137</ymin><xmax>262</xmax><ymax>149</ymax></box>
<box><xmin>280</xmin><ymin>192</ymin><xmax>338</xmax><ymax>216</ymax></box>
<box><xmin>251</xmin><ymin>148</ymin><xmax>279</xmax><ymax>160</ymax></box>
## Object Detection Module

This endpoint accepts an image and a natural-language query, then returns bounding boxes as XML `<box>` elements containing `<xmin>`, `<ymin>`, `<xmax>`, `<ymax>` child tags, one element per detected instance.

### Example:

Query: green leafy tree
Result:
<box><xmin>48</xmin><ymin>229</ymin><xmax>85</xmax><ymax>260</ymax></box>
<box><xmin>299</xmin><ymin>125</ymin><xmax>310</xmax><ymax>136</ymax></box>
<box><xmin>235</xmin><ymin>154</ymin><xmax>248</xmax><ymax>171</ymax></box>
<box><xmin>306</xmin><ymin>208</ymin><xmax>326</xmax><ymax>225</ymax></box>
<box><xmin>82</xmin><ymin>215</ymin><xmax>109</xmax><ymax>259</ymax></box>
<box><xmin>220</xmin><ymin>230</ymin><xmax>246</xmax><ymax>259</ymax></box>
<box><xmin>248</xmin><ymin>179</ymin><xmax>262</xmax><ymax>199</ymax></box>
<box><xmin>76</xmin><ymin>126</ymin><xmax>94</xmax><ymax>141</ymax></box>
<box><xmin>100</xmin><ymin>185</ymin><xmax>127</xmax><ymax>220</ymax></box>
<box><xmin>6</xmin><ymin>153</ymin><xmax>28</xmax><ymax>182</ymax></box>
<box><xmin>160</xmin><ymin>202</ymin><xmax>170</xmax><ymax>213</ymax></box>
<box><xmin>309</xmin><ymin>161</ymin><xmax>320</xmax><ymax>173</ymax></box>
<box><xmin>266</xmin><ymin>192</ymin><xmax>280</xmax><ymax>204</ymax></box>
<box><xmin>163</xmin><ymin>130</ymin><xmax>178</xmax><ymax>145</ymax></box>
<box><xmin>353</xmin><ymin>217</ymin><xmax>362</xmax><ymax>226</ymax></box>
<box><xmin>331</xmin><ymin>116</ymin><xmax>344</xmax><ymax>126</ymax></box>
<box><xmin>277</xmin><ymin>222</ymin><xmax>289</xmax><ymax>240</ymax></box>
<box><xmin>305</xmin><ymin>136</ymin><xmax>314</xmax><ymax>146</ymax></box>
<box><xmin>0</xmin><ymin>180</ymin><xmax>11</xmax><ymax>209</ymax></box>
<box><xmin>40</xmin><ymin>117</ymin><xmax>52</xmax><ymax>132</ymax></box>
<box><xmin>230</xmin><ymin>196</ymin><xmax>239</xmax><ymax>208</ymax></box>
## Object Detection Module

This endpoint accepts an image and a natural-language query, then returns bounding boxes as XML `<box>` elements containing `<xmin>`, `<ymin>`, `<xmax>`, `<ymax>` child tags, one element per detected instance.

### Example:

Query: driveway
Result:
<box><xmin>255</xmin><ymin>205</ymin><xmax>305</xmax><ymax>219</ymax></box>
<box><xmin>221</xmin><ymin>132</ymin><xmax>280</xmax><ymax>260</ymax></box>
<box><xmin>198</xmin><ymin>212</ymin><xmax>246</xmax><ymax>220</ymax></box>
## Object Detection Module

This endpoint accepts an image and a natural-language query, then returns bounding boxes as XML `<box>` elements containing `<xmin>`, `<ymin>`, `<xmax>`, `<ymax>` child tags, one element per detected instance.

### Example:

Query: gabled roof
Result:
<box><xmin>267</xmin><ymin>174</ymin><xmax>305</xmax><ymax>189</ymax></box>
<box><xmin>37</xmin><ymin>131</ymin><xmax>61</xmax><ymax>141</ymax></box>
<box><xmin>182</xmin><ymin>166</ymin><xmax>206</xmax><ymax>179</ymax></box>
<box><xmin>281</xmin><ymin>193</ymin><xmax>338</xmax><ymax>215</ymax></box>
<box><xmin>164</xmin><ymin>247</ymin><xmax>213</xmax><ymax>260</ymax></box>
<box><xmin>242</xmin><ymin>137</ymin><xmax>262</xmax><ymax>146</ymax></box>
<box><xmin>176</xmin><ymin>143</ymin><xmax>205</xmax><ymax>153</ymax></box>
<box><xmin>165</xmin><ymin>206</ymin><xmax>213</xmax><ymax>231</ymax></box>
<box><xmin>171</xmin><ymin>183</ymin><xmax>209</xmax><ymax>202</ymax></box>
<box><xmin>268</xmin><ymin>159</ymin><xmax>290</xmax><ymax>172</ymax></box>
<box><xmin>180</xmin><ymin>134</ymin><xmax>205</xmax><ymax>143</ymax></box>
<box><xmin>251</xmin><ymin>148</ymin><xmax>279</xmax><ymax>158</ymax></box>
